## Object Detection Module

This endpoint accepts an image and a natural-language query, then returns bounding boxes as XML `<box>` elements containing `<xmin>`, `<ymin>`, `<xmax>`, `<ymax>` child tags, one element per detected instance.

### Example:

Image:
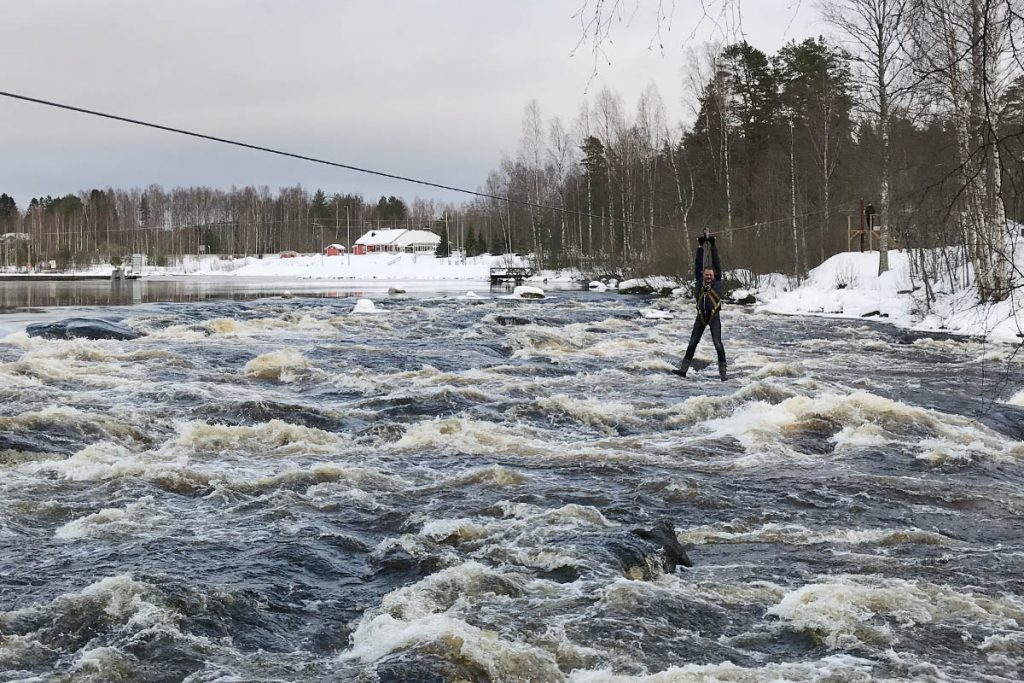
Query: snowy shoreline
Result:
<box><xmin>6</xmin><ymin>246</ymin><xmax>1021</xmax><ymax>345</ymax></box>
<box><xmin>754</xmin><ymin>249</ymin><xmax>1023</xmax><ymax>346</ymax></box>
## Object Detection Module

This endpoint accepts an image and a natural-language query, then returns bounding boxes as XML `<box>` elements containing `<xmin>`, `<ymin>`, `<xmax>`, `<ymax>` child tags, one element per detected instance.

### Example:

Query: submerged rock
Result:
<box><xmin>632</xmin><ymin>520</ymin><xmax>693</xmax><ymax>572</ymax></box>
<box><xmin>605</xmin><ymin>520</ymin><xmax>693</xmax><ymax>579</ymax></box>
<box><xmin>494</xmin><ymin>315</ymin><xmax>530</xmax><ymax>326</ymax></box>
<box><xmin>26</xmin><ymin>317</ymin><xmax>142</xmax><ymax>341</ymax></box>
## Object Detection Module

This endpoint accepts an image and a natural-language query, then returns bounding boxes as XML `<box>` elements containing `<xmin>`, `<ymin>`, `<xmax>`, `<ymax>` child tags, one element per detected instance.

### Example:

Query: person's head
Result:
<box><xmin>703</xmin><ymin>267</ymin><xmax>714</xmax><ymax>283</ymax></box>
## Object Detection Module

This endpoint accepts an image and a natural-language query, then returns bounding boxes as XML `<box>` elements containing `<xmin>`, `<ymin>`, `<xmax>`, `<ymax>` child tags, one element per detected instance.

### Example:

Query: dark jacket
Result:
<box><xmin>694</xmin><ymin>243</ymin><xmax>724</xmax><ymax>321</ymax></box>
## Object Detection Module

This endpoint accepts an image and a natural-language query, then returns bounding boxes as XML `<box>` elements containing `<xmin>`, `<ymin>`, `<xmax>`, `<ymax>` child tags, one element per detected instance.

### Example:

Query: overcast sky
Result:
<box><xmin>0</xmin><ymin>1</ymin><xmax>818</xmax><ymax>208</ymax></box>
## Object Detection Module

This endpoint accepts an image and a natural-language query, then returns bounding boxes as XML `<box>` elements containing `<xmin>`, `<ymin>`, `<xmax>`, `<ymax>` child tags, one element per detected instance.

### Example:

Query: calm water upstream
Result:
<box><xmin>1</xmin><ymin>285</ymin><xmax>1023</xmax><ymax>682</ymax></box>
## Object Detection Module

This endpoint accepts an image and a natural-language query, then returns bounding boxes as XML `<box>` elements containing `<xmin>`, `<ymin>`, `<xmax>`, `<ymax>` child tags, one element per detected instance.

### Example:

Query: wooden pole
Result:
<box><xmin>858</xmin><ymin>198</ymin><xmax>865</xmax><ymax>252</ymax></box>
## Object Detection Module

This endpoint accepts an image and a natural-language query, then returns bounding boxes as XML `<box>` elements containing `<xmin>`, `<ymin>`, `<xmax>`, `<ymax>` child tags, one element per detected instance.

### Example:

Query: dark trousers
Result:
<box><xmin>684</xmin><ymin>314</ymin><xmax>726</xmax><ymax>365</ymax></box>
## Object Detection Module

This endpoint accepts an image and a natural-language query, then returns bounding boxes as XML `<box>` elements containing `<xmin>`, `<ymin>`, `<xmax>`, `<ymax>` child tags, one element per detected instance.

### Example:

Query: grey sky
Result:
<box><xmin>0</xmin><ymin>1</ymin><xmax>817</xmax><ymax>208</ymax></box>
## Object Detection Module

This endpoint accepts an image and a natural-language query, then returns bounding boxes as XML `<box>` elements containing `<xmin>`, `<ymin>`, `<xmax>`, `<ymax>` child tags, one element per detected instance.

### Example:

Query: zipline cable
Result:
<box><xmin>0</xmin><ymin>89</ymin><xmax>667</xmax><ymax>231</ymax></box>
<box><xmin>0</xmin><ymin>88</ymin><xmax>857</xmax><ymax>241</ymax></box>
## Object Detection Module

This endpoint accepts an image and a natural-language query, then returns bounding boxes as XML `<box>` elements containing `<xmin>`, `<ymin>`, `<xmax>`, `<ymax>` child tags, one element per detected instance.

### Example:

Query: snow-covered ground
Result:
<box><xmin>758</xmin><ymin>247</ymin><xmax>1024</xmax><ymax>345</ymax></box>
<box><xmin>181</xmin><ymin>253</ymin><xmax>530</xmax><ymax>280</ymax></box>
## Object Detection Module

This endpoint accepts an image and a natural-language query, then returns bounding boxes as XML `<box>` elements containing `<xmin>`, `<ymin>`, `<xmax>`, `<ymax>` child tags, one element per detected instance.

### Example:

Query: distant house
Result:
<box><xmin>324</xmin><ymin>243</ymin><xmax>346</xmax><ymax>256</ymax></box>
<box><xmin>352</xmin><ymin>228</ymin><xmax>440</xmax><ymax>255</ymax></box>
<box><xmin>279</xmin><ymin>250</ymin><xmax>300</xmax><ymax>259</ymax></box>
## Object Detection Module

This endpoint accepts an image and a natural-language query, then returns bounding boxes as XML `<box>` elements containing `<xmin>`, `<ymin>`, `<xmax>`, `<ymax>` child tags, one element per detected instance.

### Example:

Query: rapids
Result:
<box><xmin>1</xmin><ymin>290</ymin><xmax>1023</xmax><ymax>682</ymax></box>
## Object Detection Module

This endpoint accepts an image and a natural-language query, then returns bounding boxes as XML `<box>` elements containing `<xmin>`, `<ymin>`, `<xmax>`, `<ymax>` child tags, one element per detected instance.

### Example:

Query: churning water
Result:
<box><xmin>1</xmin><ymin>289</ymin><xmax>1023</xmax><ymax>682</ymax></box>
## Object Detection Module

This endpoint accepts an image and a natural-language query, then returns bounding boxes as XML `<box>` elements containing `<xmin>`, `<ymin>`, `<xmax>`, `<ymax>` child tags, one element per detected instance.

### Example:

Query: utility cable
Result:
<box><xmin>0</xmin><ymin>88</ymin><xmax>859</xmax><ymax>241</ymax></box>
<box><xmin>0</xmin><ymin>89</ymin><xmax>669</xmax><ymax>232</ymax></box>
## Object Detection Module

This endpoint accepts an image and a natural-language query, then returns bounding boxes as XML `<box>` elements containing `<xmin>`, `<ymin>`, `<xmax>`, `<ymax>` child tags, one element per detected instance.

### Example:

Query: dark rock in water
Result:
<box><xmin>495</xmin><ymin>315</ymin><xmax>530</xmax><ymax>326</ymax></box>
<box><xmin>374</xmin><ymin>657</ymin><xmax>451</xmax><ymax>683</ymax></box>
<box><xmin>604</xmin><ymin>521</ymin><xmax>692</xmax><ymax>579</ymax></box>
<box><xmin>368</xmin><ymin>539</ymin><xmax>445</xmax><ymax>579</ymax></box>
<box><xmin>26</xmin><ymin>317</ymin><xmax>141</xmax><ymax>341</ymax></box>
<box><xmin>893</xmin><ymin>328</ymin><xmax>975</xmax><ymax>345</ymax></box>
<box><xmin>201</xmin><ymin>400</ymin><xmax>341</xmax><ymax>431</ymax></box>
<box><xmin>686</xmin><ymin>358</ymin><xmax>712</xmax><ymax>372</ymax></box>
<box><xmin>860</xmin><ymin>310</ymin><xmax>882</xmax><ymax>318</ymax></box>
<box><xmin>732</xmin><ymin>293</ymin><xmax>757</xmax><ymax>305</ymax></box>
<box><xmin>538</xmin><ymin>565</ymin><xmax>582</xmax><ymax>583</ymax></box>
<box><xmin>632</xmin><ymin>520</ymin><xmax>693</xmax><ymax>571</ymax></box>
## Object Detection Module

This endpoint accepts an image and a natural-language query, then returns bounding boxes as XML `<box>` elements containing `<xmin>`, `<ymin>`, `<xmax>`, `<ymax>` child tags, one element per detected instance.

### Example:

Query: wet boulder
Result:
<box><xmin>604</xmin><ymin>520</ymin><xmax>692</xmax><ymax>579</ymax></box>
<box><xmin>494</xmin><ymin>315</ymin><xmax>530</xmax><ymax>326</ymax></box>
<box><xmin>632</xmin><ymin>520</ymin><xmax>693</xmax><ymax>571</ymax></box>
<box><xmin>512</xmin><ymin>285</ymin><xmax>545</xmax><ymax>299</ymax></box>
<box><xmin>729</xmin><ymin>289</ymin><xmax>757</xmax><ymax>305</ymax></box>
<box><xmin>26</xmin><ymin>317</ymin><xmax>142</xmax><ymax>341</ymax></box>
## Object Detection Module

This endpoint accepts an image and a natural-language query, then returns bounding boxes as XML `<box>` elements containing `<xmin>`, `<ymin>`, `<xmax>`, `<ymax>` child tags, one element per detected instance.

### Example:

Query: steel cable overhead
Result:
<box><xmin>0</xmin><ymin>89</ymin><xmax>854</xmax><ymax>239</ymax></box>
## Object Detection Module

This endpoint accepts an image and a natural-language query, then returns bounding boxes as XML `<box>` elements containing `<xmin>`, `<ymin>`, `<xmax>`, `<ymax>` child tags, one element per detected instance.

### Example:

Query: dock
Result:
<box><xmin>489</xmin><ymin>266</ymin><xmax>534</xmax><ymax>285</ymax></box>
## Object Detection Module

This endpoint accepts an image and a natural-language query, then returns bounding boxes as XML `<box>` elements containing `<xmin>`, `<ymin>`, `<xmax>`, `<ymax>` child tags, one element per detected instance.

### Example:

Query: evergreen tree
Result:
<box><xmin>579</xmin><ymin>135</ymin><xmax>609</xmax><ymax>254</ymax></box>
<box><xmin>376</xmin><ymin>195</ymin><xmax>408</xmax><ymax>222</ymax></box>
<box><xmin>434</xmin><ymin>220</ymin><xmax>450</xmax><ymax>257</ymax></box>
<box><xmin>0</xmin><ymin>193</ymin><xmax>16</xmax><ymax>220</ymax></box>
<box><xmin>464</xmin><ymin>226</ymin><xmax>480</xmax><ymax>256</ymax></box>
<box><xmin>311</xmin><ymin>189</ymin><xmax>331</xmax><ymax>223</ymax></box>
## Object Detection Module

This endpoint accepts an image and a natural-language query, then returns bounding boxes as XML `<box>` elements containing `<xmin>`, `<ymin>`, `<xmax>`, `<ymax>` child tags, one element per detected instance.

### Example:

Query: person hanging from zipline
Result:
<box><xmin>674</xmin><ymin>232</ymin><xmax>727</xmax><ymax>381</ymax></box>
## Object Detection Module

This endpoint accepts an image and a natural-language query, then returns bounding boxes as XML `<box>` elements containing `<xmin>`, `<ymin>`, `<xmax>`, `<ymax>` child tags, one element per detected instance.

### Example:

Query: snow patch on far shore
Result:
<box><xmin>760</xmin><ymin>246</ymin><xmax>1024</xmax><ymax>345</ymax></box>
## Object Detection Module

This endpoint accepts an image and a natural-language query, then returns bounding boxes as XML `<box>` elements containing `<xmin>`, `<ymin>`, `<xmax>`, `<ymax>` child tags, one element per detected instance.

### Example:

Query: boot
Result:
<box><xmin>718</xmin><ymin>362</ymin><xmax>727</xmax><ymax>382</ymax></box>
<box><xmin>673</xmin><ymin>359</ymin><xmax>691</xmax><ymax>377</ymax></box>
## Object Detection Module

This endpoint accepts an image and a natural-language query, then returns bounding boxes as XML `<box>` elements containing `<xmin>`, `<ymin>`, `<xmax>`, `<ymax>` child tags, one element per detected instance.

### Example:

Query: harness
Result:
<box><xmin>697</xmin><ymin>283</ymin><xmax>721</xmax><ymax>325</ymax></box>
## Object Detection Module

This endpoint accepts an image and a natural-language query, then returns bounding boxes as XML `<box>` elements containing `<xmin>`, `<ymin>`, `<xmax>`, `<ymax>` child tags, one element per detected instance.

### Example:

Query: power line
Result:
<box><xmin>0</xmin><ymin>89</ymin><xmax>671</xmax><ymax>233</ymax></box>
<box><xmin>0</xmin><ymin>88</ymin><xmax>856</xmax><ymax>242</ymax></box>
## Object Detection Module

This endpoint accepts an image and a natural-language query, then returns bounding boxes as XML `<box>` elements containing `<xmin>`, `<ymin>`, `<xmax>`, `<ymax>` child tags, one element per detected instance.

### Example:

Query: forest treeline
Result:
<box><xmin>1</xmin><ymin>0</ymin><xmax>1021</xmax><ymax>301</ymax></box>
<box><xmin>0</xmin><ymin>187</ymin><xmax>477</xmax><ymax>268</ymax></box>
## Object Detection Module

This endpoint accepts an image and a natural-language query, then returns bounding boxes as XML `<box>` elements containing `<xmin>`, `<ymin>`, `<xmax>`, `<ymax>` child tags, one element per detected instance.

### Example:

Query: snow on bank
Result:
<box><xmin>231</xmin><ymin>253</ymin><xmax>499</xmax><ymax>280</ymax></box>
<box><xmin>761</xmin><ymin>251</ymin><xmax>915</xmax><ymax>320</ymax></box>
<box><xmin>31</xmin><ymin>253</ymin><xmax>535</xmax><ymax>281</ymax></box>
<box><xmin>761</xmin><ymin>248</ymin><xmax>1024</xmax><ymax>344</ymax></box>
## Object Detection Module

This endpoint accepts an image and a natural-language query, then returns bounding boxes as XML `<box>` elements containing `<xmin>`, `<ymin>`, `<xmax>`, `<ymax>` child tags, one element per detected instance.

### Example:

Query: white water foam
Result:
<box><xmin>768</xmin><ymin>574</ymin><xmax>1024</xmax><ymax>649</ymax></box>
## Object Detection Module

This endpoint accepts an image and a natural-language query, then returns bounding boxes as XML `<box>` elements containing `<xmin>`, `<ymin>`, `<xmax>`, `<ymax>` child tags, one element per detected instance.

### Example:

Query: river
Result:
<box><xmin>1</xmin><ymin>285</ymin><xmax>1023</xmax><ymax>682</ymax></box>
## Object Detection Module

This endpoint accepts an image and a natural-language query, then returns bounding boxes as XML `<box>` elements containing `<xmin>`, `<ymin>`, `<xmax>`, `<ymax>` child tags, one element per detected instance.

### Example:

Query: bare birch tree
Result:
<box><xmin>910</xmin><ymin>0</ymin><xmax>1017</xmax><ymax>300</ymax></box>
<box><xmin>819</xmin><ymin>0</ymin><xmax>913</xmax><ymax>274</ymax></box>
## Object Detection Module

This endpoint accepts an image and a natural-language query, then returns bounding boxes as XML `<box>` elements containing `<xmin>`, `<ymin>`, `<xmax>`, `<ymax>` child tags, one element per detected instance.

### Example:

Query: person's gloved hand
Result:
<box><xmin>698</xmin><ymin>235</ymin><xmax>706</xmax><ymax>245</ymax></box>
<box><xmin>708</xmin><ymin>235</ymin><xmax>716</xmax><ymax>245</ymax></box>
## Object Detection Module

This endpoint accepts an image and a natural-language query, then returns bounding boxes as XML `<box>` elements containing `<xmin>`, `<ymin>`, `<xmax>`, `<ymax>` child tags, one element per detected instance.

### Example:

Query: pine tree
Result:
<box><xmin>434</xmin><ymin>221</ymin><xmax>450</xmax><ymax>257</ymax></box>
<box><xmin>464</xmin><ymin>226</ymin><xmax>479</xmax><ymax>256</ymax></box>
<box><xmin>311</xmin><ymin>189</ymin><xmax>330</xmax><ymax>223</ymax></box>
<box><xmin>0</xmin><ymin>193</ymin><xmax>17</xmax><ymax>220</ymax></box>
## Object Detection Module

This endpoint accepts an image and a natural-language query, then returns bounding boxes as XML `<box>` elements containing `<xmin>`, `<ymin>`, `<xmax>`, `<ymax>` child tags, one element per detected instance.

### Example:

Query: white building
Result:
<box><xmin>353</xmin><ymin>228</ymin><xmax>440</xmax><ymax>255</ymax></box>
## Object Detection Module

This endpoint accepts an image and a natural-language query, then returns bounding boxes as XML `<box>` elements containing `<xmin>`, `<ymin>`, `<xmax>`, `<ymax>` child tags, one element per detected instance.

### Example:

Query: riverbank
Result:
<box><xmin>6</xmin><ymin>243</ymin><xmax>1021</xmax><ymax>344</ymax></box>
<box><xmin>756</xmin><ymin>247</ymin><xmax>1024</xmax><ymax>345</ymax></box>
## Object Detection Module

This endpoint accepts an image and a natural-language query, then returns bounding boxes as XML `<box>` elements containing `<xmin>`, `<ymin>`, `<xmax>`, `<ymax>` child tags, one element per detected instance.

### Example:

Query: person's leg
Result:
<box><xmin>684</xmin><ymin>316</ymin><xmax>706</xmax><ymax>361</ymax></box>
<box><xmin>676</xmin><ymin>316</ymin><xmax>706</xmax><ymax>376</ymax></box>
<box><xmin>710</xmin><ymin>315</ymin><xmax>727</xmax><ymax>380</ymax></box>
<box><xmin>710</xmin><ymin>315</ymin><xmax>726</xmax><ymax>364</ymax></box>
